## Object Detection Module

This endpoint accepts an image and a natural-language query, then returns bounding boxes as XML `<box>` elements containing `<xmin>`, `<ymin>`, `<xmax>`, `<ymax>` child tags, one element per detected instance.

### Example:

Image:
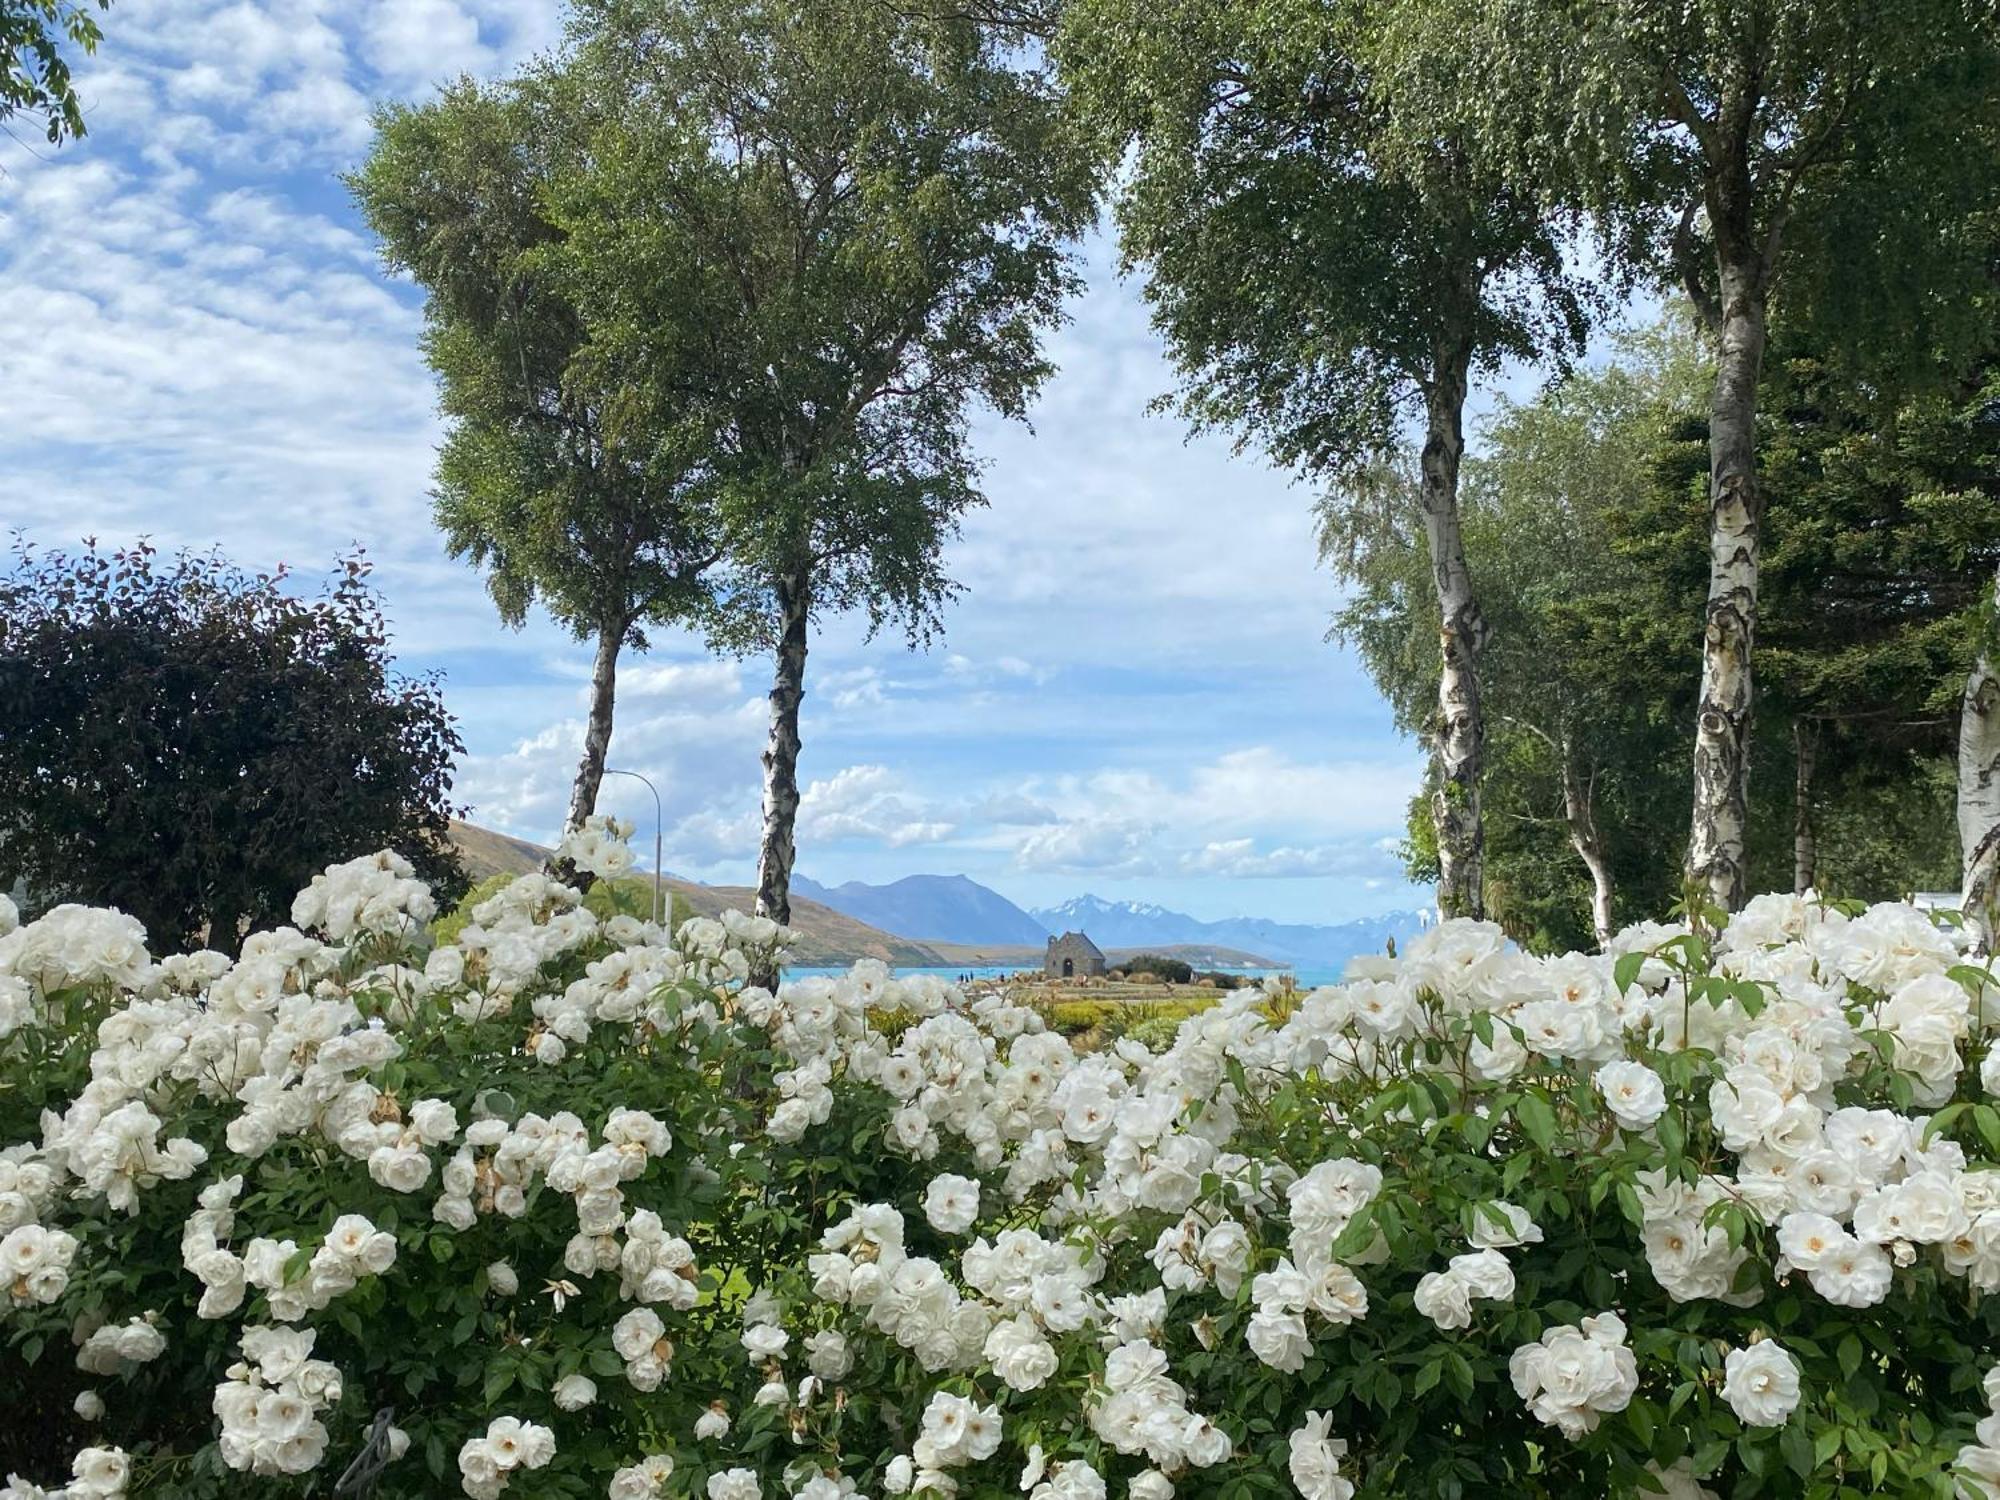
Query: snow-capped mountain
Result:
<box><xmin>787</xmin><ymin>872</ymin><xmax>1432</xmax><ymax>969</ymax></box>
<box><xmin>792</xmin><ymin>873</ymin><xmax>1049</xmax><ymax>946</ymax></box>
<box><xmin>1031</xmin><ymin>894</ymin><xmax>1432</xmax><ymax>969</ymax></box>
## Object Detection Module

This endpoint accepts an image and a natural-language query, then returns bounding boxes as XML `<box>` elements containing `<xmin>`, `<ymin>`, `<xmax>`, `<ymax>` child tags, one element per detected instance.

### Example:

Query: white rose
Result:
<box><xmin>1594</xmin><ymin>1060</ymin><xmax>1668</xmax><ymax>1131</ymax></box>
<box><xmin>1413</xmin><ymin>1270</ymin><xmax>1474</xmax><ymax>1330</ymax></box>
<box><xmin>1721</xmin><ymin>1341</ymin><xmax>1800</xmax><ymax>1427</ymax></box>
<box><xmin>922</xmin><ymin>1174</ymin><xmax>981</xmax><ymax>1235</ymax></box>
<box><xmin>694</xmin><ymin>1403</ymin><xmax>731</xmax><ymax>1440</ymax></box>
<box><xmin>1286</xmin><ymin>1411</ymin><xmax>1353</xmax><ymax>1500</ymax></box>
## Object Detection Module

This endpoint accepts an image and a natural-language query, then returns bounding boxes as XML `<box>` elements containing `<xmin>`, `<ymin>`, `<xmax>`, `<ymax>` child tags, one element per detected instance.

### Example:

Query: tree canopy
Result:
<box><xmin>1336</xmin><ymin>318</ymin><xmax>2000</xmax><ymax>952</ymax></box>
<box><xmin>0</xmin><ymin>542</ymin><xmax>466</xmax><ymax>952</ymax></box>
<box><xmin>1368</xmin><ymin>0</ymin><xmax>2000</xmax><ymax>910</ymax></box>
<box><xmin>352</xmin><ymin>75</ymin><xmax>730</xmax><ymax>836</ymax></box>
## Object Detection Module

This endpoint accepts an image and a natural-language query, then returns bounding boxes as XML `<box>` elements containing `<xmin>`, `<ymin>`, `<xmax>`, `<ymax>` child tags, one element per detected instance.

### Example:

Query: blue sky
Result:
<box><xmin>0</xmin><ymin>0</ymin><xmax>1546</xmax><ymax>924</ymax></box>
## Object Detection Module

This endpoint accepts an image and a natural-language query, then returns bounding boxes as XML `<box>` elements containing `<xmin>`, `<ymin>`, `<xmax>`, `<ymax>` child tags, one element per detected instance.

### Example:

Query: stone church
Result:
<box><xmin>1044</xmin><ymin>930</ymin><xmax>1106</xmax><ymax>979</ymax></box>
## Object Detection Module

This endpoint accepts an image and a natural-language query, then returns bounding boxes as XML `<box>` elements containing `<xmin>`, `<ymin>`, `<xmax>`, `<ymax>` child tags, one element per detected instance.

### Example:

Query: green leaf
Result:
<box><xmin>1837</xmin><ymin>1332</ymin><xmax>1864</xmax><ymax>1380</ymax></box>
<box><xmin>1973</xmin><ymin>1104</ymin><xmax>2000</xmax><ymax>1159</ymax></box>
<box><xmin>1330</xmin><ymin>1204</ymin><xmax>1379</xmax><ymax>1259</ymax></box>
<box><xmin>1516</xmin><ymin>1091</ymin><xmax>1557</xmax><ymax>1151</ymax></box>
<box><xmin>1658</xmin><ymin>1110</ymin><xmax>1686</xmax><ymax>1167</ymax></box>
<box><xmin>1781</xmin><ymin>1423</ymin><xmax>1816</xmax><ymax>1478</ymax></box>
<box><xmin>1924</xmin><ymin>1103</ymin><xmax>1969</xmax><ymax>1145</ymax></box>
<box><xmin>1613</xmin><ymin>951</ymin><xmax>1646</xmax><ymax>994</ymax></box>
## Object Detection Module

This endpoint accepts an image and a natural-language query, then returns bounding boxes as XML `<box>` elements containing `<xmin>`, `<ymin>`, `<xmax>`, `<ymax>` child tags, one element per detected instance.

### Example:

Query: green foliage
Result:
<box><xmin>1057</xmin><ymin>0</ymin><xmax>1588</xmax><ymax>486</ymax></box>
<box><xmin>0</xmin><ymin>542</ymin><xmax>466</xmax><ymax>952</ymax></box>
<box><xmin>1338</xmin><ymin>315</ymin><xmax>2000</xmax><ymax>950</ymax></box>
<box><xmin>1034</xmin><ymin>995</ymin><xmax>1222</xmax><ymax>1046</ymax></box>
<box><xmin>542</xmin><ymin>0</ymin><xmax>1097</xmax><ymax>655</ymax></box>
<box><xmin>1757</xmin><ymin>347</ymin><xmax>2000</xmax><ymax>749</ymax></box>
<box><xmin>1377</xmin><ymin>0</ymin><xmax>2000</xmax><ymax>378</ymax></box>
<box><xmin>350</xmin><ymin>71</ymin><xmax>729</xmax><ymax>685</ymax></box>
<box><xmin>432</xmin><ymin>874</ymin><xmax>517</xmax><ymax>947</ymax></box>
<box><xmin>1330</xmin><ymin>326</ymin><xmax>1706</xmax><ymax>949</ymax></box>
<box><xmin>0</xmin><ymin>0</ymin><xmax>108</xmax><ymax>144</ymax></box>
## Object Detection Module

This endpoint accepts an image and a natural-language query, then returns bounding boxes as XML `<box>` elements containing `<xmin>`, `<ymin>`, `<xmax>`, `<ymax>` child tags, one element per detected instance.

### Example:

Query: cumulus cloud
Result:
<box><xmin>1014</xmin><ymin>817</ymin><xmax>1160</xmax><ymax>874</ymax></box>
<box><xmin>990</xmin><ymin>748</ymin><xmax>1419</xmax><ymax>880</ymax></box>
<box><xmin>797</xmin><ymin>766</ymin><xmax>957</xmax><ymax>849</ymax></box>
<box><xmin>453</xmin><ymin>655</ymin><xmax>767</xmax><ymax>864</ymax></box>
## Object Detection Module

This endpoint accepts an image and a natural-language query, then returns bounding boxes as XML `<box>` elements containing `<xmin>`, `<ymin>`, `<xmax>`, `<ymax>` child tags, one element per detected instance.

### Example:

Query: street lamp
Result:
<box><xmin>602</xmin><ymin>767</ymin><xmax>664</xmax><ymax>927</ymax></box>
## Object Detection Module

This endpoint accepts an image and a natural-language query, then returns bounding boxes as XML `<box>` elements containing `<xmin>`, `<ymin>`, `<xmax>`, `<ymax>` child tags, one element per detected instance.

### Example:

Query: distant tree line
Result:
<box><xmin>1326</xmin><ymin>319</ymin><xmax>2000</xmax><ymax>952</ymax></box>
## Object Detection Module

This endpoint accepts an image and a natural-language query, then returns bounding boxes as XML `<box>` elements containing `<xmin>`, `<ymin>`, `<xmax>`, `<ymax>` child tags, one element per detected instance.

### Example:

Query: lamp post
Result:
<box><xmin>602</xmin><ymin>767</ymin><xmax>664</xmax><ymax>927</ymax></box>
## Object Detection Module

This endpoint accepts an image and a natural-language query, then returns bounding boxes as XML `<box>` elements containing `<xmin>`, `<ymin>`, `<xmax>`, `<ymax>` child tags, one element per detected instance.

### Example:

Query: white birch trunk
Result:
<box><xmin>1792</xmin><ymin>719</ymin><xmax>1817</xmax><ymax>897</ymax></box>
<box><xmin>1420</xmin><ymin>340</ymin><xmax>1486</xmax><ymax>921</ymax></box>
<box><xmin>755</xmin><ymin>571</ymin><xmax>812</xmax><ymax>937</ymax></box>
<box><xmin>1960</xmin><ymin>563</ymin><xmax>2000</xmax><ymax>951</ymax></box>
<box><xmin>1559</xmin><ymin>742</ymin><xmax>1615</xmax><ymax>948</ymax></box>
<box><xmin>1687</xmin><ymin>257</ymin><xmax>1767</xmax><ymax>912</ymax></box>
<box><xmin>565</xmin><ymin>625</ymin><xmax>623</xmax><ymax>835</ymax></box>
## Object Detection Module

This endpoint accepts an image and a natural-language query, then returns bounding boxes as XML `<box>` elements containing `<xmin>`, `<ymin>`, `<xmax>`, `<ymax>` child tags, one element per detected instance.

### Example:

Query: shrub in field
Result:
<box><xmin>1120</xmin><ymin>957</ymin><xmax>1195</xmax><ymax>986</ymax></box>
<box><xmin>3</xmin><ymin>820</ymin><xmax>2000</xmax><ymax>1498</ymax></box>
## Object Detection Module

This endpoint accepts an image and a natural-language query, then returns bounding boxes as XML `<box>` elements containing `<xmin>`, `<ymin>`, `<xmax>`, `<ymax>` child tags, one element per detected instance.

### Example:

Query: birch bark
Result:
<box><xmin>1419</xmin><ymin>339</ymin><xmax>1487</xmax><ymax>920</ymax></box>
<box><xmin>1792</xmin><ymin>719</ymin><xmax>1817</xmax><ymax>896</ymax></box>
<box><xmin>755</xmin><ymin>570</ymin><xmax>812</xmax><ymax>932</ymax></box>
<box><xmin>1687</xmin><ymin>254</ymin><xmax>1767</xmax><ymax>911</ymax></box>
<box><xmin>1960</xmin><ymin>565</ymin><xmax>2000</xmax><ymax>951</ymax></box>
<box><xmin>1559</xmin><ymin>744</ymin><xmax>1616</xmax><ymax>947</ymax></box>
<box><xmin>564</xmin><ymin>624</ymin><xmax>624</xmax><ymax>835</ymax></box>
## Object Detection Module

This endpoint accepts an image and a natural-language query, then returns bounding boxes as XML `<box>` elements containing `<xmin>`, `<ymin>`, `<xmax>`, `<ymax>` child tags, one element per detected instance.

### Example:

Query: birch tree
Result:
<box><xmin>1964</xmin><ymin>564</ymin><xmax>2000</xmax><ymax>950</ymax></box>
<box><xmin>552</xmin><ymin>0</ymin><xmax>1093</xmax><ymax>942</ymax></box>
<box><xmin>1326</xmin><ymin>332</ymin><xmax>1704</xmax><ymax>948</ymax></box>
<box><xmin>1380</xmin><ymin>0</ymin><xmax>2000</xmax><ymax>910</ymax></box>
<box><xmin>353</xmin><ymin>79</ymin><xmax>728</xmax><ymax>837</ymax></box>
<box><xmin>1057</xmin><ymin>0</ymin><xmax>1589</xmax><ymax>919</ymax></box>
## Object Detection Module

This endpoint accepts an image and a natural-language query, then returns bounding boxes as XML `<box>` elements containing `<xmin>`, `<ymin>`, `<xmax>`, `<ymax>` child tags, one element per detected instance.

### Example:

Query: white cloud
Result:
<box><xmin>359</xmin><ymin>0</ymin><xmax>501</xmax><ymax>89</ymax></box>
<box><xmin>991</xmin><ymin>747</ymin><xmax>1419</xmax><ymax>879</ymax></box>
<box><xmin>1015</xmin><ymin>817</ymin><xmax>1159</xmax><ymax>874</ymax></box>
<box><xmin>796</xmin><ymin>766</ymin><xmax>956</xmax><ymax>849</ymax></box>
<box><xmin>453</xmin><ymin>654</ymin><xmax>768</xmax><ymax>862</ymax></box>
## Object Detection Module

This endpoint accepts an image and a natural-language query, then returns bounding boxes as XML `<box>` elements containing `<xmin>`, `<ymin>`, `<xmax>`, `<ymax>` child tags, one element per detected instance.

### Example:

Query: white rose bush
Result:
<box><xmin>3</xmin><ymin>821</ymin><xmax>2000</xmax><ymax>1497</ymax></box>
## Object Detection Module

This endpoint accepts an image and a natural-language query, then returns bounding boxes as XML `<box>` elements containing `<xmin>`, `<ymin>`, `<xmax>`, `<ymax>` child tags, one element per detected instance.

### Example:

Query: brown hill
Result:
<box><xmin>445</xmin><ymin>820</ymin><xmax>944</xmax><ymax>967</ymax></box>
<box><xmin>448</xmin><ymin>820</ymin><xmax>554</xmax><ymax>882</ymax></box>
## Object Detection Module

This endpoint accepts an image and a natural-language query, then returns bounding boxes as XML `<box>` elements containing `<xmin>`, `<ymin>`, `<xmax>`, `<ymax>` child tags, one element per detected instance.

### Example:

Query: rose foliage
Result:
<box><xmin>3</xmin><ymin>820</ymin><xmax>2000</xmax><ymax>1498</ymax></box>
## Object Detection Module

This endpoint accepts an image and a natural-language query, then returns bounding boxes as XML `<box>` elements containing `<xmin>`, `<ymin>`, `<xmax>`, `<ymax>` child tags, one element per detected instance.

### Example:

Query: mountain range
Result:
<box><xmin>791</xmin><ymin>871</ymin><xmax>1431</xmax><ymax>970</ymax></box>
<box><xmin>793</xmin><ymin>873</ymin><xmax>1049</xmax><ymax>946</ymax></box>
<box><xmin>1029</xmin><ymin>893</ymin><xmax>1430</xmax><ymax>970</ymax></box>
<box><xmin>447</xmin><ymin>822</ymin><xmax>1429</xmax><ymax>971</ymax></box>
